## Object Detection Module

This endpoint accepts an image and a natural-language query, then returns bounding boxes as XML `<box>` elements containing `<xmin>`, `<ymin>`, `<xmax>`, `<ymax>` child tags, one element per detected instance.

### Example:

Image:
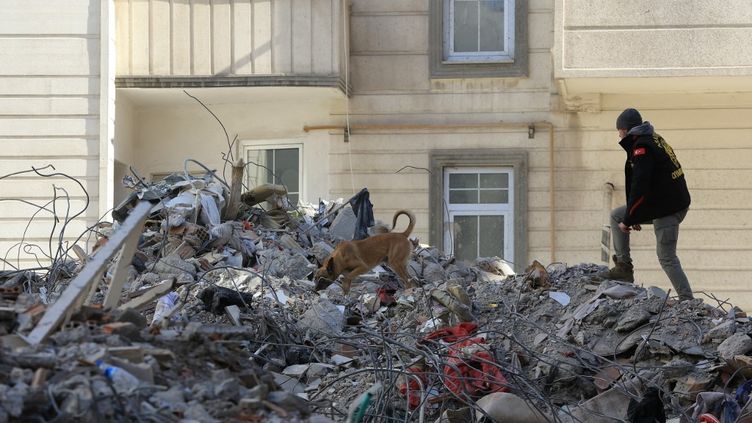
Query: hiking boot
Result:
<box><xmin>597</xmin><ymin>255</ymin><xmax>634</xmax><ymax>282</ymax></box>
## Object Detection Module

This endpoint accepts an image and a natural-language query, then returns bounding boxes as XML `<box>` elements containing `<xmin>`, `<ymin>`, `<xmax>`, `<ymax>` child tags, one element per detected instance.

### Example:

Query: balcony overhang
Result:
<box><xmin>557</xmin><ymin>75</ymin><xmax>752</xmax><ymax>112</ymax></box>
<box><xmin>116</xmin><ymin>85</ymin><xmax>347</xmax><ymax>109</ymax></box>
<box><xmin>115</xmin><ymin>75</ymin><xmax>349</xmax><ymax>95</ymax></box>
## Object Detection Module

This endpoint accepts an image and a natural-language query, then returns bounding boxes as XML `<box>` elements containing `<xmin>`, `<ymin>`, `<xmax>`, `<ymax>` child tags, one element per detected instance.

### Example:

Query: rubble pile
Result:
<box><xmin>2</xmin><ymin>170</ymin><xmax>752</xmax><ymax>422</ymax></box>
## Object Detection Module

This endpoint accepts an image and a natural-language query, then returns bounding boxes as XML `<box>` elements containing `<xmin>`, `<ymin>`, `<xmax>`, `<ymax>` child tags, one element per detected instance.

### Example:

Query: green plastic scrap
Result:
<box><xmin>347</xmin><ymin>382</ymin><xmax>383</xmax><ymax>423</ymax></box>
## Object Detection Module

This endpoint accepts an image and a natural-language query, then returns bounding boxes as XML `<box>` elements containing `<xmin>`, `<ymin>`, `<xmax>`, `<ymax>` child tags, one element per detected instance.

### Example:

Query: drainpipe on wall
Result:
<box><xmin>303</xmin><ymin>121</ymin><xmax>558</xmax><ymax>263</ymax></box>
<box><xmin>99</xmin><ymin>0</ymin><xmax>116</xmax><ymax>218</ymax></box>
<box><xmin>601</xmin><ymin>182</ymin><xmax>615</xmax><ymax>264</ymax></box>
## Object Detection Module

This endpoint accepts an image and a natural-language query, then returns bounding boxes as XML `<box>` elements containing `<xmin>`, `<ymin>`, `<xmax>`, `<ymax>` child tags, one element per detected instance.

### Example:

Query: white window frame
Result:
<box><xmin>443</xmin><ymin>0</ymin><xmax>515</xmax><ymax>63</ymax></box>
<box><xmin>240</xmin><ymin>141</ymin><xmax>304</xmax><ymax>203</ymax></box>
<box><xmin>443</xmin><ymin>167</ymin><xmax>514</xmax><ymax>262</ymax></box>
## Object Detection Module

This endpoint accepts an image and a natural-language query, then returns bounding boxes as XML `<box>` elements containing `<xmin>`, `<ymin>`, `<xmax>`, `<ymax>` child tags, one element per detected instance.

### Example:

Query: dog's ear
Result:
<box><xmin>325</xmin><ymin>257</ymin><xmax>335</xmax><ymax>273</ymax></box>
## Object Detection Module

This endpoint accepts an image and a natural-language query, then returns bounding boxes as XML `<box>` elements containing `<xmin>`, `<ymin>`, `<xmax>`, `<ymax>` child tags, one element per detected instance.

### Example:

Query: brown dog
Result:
<box><xmin>314</xmin><ymin>210</ymin><xmax>416</xmax><ymax>294</ymax></box>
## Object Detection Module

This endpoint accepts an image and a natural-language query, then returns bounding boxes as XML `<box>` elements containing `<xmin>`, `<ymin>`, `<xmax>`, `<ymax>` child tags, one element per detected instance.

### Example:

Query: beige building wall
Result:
<box><xmin>341</xmin><ymin>0</ymin><xmax>752</xmax><ymax>308</ymax></box>
<box><xmin>0</xmin><ymin>0</ymin><xmax>109</xmax><ymax>268</ymax></box>
<box><xmin>572</xmin><ymin>96</ymin><xmax>752</xmax><ymax>309</ymax></box>
<box><xmin>337</xmin><ymin>0</ymin><xmax>555</xmax><ymax>256</ymax></box>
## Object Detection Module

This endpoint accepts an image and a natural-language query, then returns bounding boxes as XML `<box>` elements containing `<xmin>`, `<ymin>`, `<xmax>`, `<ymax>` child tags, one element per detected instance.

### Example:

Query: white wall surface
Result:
<box><xmin>116</xmin><ymin>87</ymin><xmax>343</xmax><ymax>205</ymax></box>
<box><xmin>0</xmin><ymin>0</ymin><xmax>105</xmax><ymax>268</ymax></box>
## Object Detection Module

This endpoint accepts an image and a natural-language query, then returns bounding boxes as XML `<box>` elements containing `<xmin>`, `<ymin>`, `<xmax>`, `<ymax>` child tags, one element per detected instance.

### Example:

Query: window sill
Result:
<box><xmin>442</xmin><ymin>58</ymin><xmax>515</xmax><ymax>65</ymax></box>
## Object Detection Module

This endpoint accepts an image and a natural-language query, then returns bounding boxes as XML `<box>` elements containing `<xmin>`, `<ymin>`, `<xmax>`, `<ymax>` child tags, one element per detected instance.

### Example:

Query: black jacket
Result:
<box><xmin>619</xmin><ymin>122</ymin><xmax>691</xmax><ymax>226</ymax></box>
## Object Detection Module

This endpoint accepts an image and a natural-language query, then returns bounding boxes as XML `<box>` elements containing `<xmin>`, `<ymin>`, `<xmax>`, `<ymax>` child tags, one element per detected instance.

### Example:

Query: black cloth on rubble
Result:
<box><xmin>349</xmin><ymin>188</ymin><xmax>375</xmax><ymax>240</ymax></box>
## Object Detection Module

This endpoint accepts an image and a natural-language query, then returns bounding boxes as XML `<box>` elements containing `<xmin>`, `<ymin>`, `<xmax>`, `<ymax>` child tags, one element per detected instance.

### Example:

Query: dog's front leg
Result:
<box><xmin>340</xmin><ymin>265</ymin><xmax>370</xmax><ymax>295</ymax></box>
<box><xmin>394</xmin><ymin>264</ymin><xmax>415</xmax><ymax>289</ymax></box>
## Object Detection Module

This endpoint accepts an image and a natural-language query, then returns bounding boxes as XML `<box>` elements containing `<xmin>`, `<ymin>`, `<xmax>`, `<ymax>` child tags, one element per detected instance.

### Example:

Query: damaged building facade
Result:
<box><xmin>3</xmin><ymin>0</ymin><xmax>752</xmax><ymax>308</ymax></box>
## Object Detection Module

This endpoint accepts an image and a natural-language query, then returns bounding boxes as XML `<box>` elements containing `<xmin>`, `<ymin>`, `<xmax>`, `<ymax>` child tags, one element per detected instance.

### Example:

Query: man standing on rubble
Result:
<box><xmin>599</xmin><ymin>108</ymin><xmax>694</xmax><ymax>301</ymax></box>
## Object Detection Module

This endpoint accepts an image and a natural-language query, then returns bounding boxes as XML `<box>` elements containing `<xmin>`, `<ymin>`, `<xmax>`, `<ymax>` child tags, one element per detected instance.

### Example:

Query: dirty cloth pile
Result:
<box><xmin>1</xmin><ymin>172</ymin><xmax>752</xmax><ymax>423</ymax></box>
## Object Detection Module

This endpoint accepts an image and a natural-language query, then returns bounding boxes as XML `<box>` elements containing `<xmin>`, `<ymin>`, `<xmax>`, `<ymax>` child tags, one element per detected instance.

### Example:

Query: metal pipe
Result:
<box><xmin>303</xmin><ymin>122</ymin><xmax>533</xmax><ymax>132</ymax></box>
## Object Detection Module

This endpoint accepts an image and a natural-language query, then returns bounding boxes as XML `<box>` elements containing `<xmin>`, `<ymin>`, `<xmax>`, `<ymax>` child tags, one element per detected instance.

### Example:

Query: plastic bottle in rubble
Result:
<box><xmin>151</xmin><ymin>291</ymin><xmax>179</xmax><ymax>325</ymax></box>
<box><xmin>95</xmin><ymin>360</ymin><xmax>141</xmax><ymax>393</ymax></box>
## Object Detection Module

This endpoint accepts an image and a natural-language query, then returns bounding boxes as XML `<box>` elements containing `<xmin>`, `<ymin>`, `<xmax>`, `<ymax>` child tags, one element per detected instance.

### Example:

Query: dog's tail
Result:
<box><xmin>392</xmin><ymin>210</ymin><xmax>415</xmax><ymax>237</ymax></box>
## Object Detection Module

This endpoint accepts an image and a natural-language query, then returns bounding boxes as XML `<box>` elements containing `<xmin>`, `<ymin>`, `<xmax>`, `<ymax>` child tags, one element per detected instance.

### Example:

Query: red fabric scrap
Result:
<box><xmin>422</xmin><ymin>323</ymin><xmax>509</xmax><ymax>398</ymax></box>
<box><xmin>422</xmin><ymin>322</ymin><xmax>479</xmax><ymax>343</ymax></box>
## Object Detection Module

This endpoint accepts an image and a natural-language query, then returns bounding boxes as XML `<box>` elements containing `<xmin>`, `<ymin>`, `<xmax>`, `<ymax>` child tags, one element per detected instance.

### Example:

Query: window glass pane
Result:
<box><xmin>449</xmin><ymin>173</ymin><xmax>478</xmax><ymax>188</ymax></box>
<box><xmin>449</xmin><ymin>190</ymin><xmax>479</xmax><ymax>204</ymax></box>
<box><xmin>480</xmin><ymin>189</ymin><xmax>508</xmax><ymax>203</ymax></box>
<box><xmin>454</xmin><ymin>215</ymin><xmax>478</xmax><ymax>262</ymax></box>
<box><xmin>246</xmin><ymin>149</ymin><xmax>270</xmax><ymax>186</ymax></box>
<box><xmin>479</xmin><ymin>172</ymin><xmax>508</xmax><ymax>188</ymax></box>
<box><xmin>479</xmin><ymin>1</ymin><xmax>505</xmax><ymax>52</ymax></box>
<box><xmin>275</xmin><ymin>148</ymin><xmax>299</xmax><ymax>194</ymax></box>
<box><xmin>479</xmin><ymin>215</ymin><xmax>504</xmax><ymax>258</ymax></box>
<box><xmin>454</xmin><ymin>1</ymin><xmax>479</xmax><ymax>52</ymax></box>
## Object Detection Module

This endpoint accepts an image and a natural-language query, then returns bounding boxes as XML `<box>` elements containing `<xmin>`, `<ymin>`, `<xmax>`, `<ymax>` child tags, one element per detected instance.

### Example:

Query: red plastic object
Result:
<box><xmin>699</xmin><ymin>414</ymin><xmax>720</xmax><ymax>423</ymax></box>
<box><xmin>398</xmin><ymin>366</ymin><xmax>427</xmax><ymax>409</ymax></box>
<box><xmin>377</xmin><ymin>287</ymin><xmax>396</xmax><ymax>306</ymax></box>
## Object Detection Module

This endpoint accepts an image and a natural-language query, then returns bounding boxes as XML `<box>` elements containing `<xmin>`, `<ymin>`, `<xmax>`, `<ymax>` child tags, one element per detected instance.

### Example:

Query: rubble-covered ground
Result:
<box><xmin>2</xmin><ymin>169</ymin><xmax>752</xmax><ymax>423</ymax></box>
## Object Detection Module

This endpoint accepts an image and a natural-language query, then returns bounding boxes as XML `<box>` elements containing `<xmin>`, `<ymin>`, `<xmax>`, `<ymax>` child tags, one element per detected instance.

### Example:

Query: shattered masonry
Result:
<box><xmin>1</xmin><ymin>166</ymin><xmax>752</xmax><ymax>423</ymax></box>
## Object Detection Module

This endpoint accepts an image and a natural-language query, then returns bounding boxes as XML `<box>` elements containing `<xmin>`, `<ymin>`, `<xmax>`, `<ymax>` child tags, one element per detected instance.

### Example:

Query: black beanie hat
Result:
<box><xmin>616</xmin><ymin>108</ymin><xmax>642</xmax><ymax>131</ymax></box>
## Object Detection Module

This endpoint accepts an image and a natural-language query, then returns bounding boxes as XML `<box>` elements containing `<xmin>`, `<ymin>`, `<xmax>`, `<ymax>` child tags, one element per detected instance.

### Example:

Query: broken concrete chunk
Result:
<box><xmin>430</xmin><ymin>289</ymin><xmax>474</xmax><ymax>322</ymax></box>
<box><xmin>614</xmin><ymin>307</ymin><xmax>651</xmax><ymax>333</ymax></box>
<box><xmin>225</xmin><ymin>305</ymin><xmax>241</xmax><ymax>326</ymax></box>
<box><xmin>328</xmin><ymin>206</ymin><xmax>357</xmax><ymax>240</ymax></box>
<box><xmin>271</xmin><ymin>372</ymin><xmax>306</xmax><ymax>394</ymax></box>
<box><xmin>306</xmin><ymin>363</ymin><xmax>335</xmax><ymax>379</ymax></box>
<box><xmin>717</xmin><ymin>332</ymin><xmax>752</xmax><ymax>361</ymax></box>
<box><xmin>267</xmin><ymin>390</ymin><xmax>310</xmax><ymax>415</ymax></box>
<box><xmin>257</xmin><ymin>249</ymin><xmax>314</xmax><ymax>281</ymax></box>
<box><xmin>282</xmin><ymin>364</ymin><xmax>310</xmax><ymax>378</ymax></box>
<box><xmin>298</xmin><ymin>299</ymin><xmax>344</xmax><ymax>336</ymax></box>
<box><xmin>646</xmin><ymin>286</ymin><xmax>668</xmax><ymax>300</ymax></box>
<box><xmin>423</xmin><ymin>262</ymin><xmax>447</xmax><ymax>282</ymax></box>
<box><xmin>703</xmin><ymin>320</ymin><xmax>736</xmax><ymax>343</ymax></box>
<box><xmin>661</xmin><ymin>358</ymin><xmax>694</xmax><ymax>380</ymax></box>
<box><xmin>310</xmin><ymin>242</ymin><xmax>334</xmax><ymax>265</ymax></box>
<box><xmin>474</xmin><ymin>392</ymin><xmax>550</xmax><ymax>422</ymax></box>
<box><xmin>153</xmin><ymin>254</ymin><xmax>196</xmax><ymax>280</ymax></box>
<box><xmin>673</xmin><ymin>372</ymin><xmax>716</xmax><ymax>400</ymax></box>
<box><xmin>330</xmin><ymin>354</ymin><xmax>353</xmax><ymax>366</ymax></box>
<box><xmin>549</xmin><ymin>291</ymin><xmax>571</xmax><ymax>307</ymax></box>
<box><xmin>601</xmin><ymin>282</ymin><xmax>641</xmax><ymax>299</ymax></box>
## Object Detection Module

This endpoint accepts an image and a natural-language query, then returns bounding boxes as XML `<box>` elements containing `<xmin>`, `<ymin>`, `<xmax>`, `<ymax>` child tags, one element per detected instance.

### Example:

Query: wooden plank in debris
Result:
<box><xmin>117</xmin><ymin>278</ymin><xmax>174</xmax><ymax>311</ymax></box>
<box><xmin>103</xmin><ymin>203</ymin><xmax>152</xmax><ymax>309</ymax></box>
<box><xmin>26</xmin><ymin>201</ymin><xmax>152</xmax><ymax>346</ymax></box>
<box><xmin>223</xmin><ymin>158</ymin><xmax>245</xmax><ymax>221</ymax></box>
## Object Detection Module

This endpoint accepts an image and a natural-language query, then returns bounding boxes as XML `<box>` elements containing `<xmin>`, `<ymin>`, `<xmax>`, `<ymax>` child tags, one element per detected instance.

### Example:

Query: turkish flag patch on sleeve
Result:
<box><xmin>633</xmin><ymin>147</ymin><xmax>646</xmax><ymax>157</ymax></box>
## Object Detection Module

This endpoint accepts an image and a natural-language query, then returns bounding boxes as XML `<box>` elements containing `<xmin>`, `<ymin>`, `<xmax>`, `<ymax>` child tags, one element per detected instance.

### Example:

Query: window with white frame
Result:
<box><xmin>444</xmin><ymin>0</ymin><xmax>515</xmax><ymax>63</ymax></box>
<box><xmin>242</xmin><ymin>142</ymin><xmax>302</xmax><ymax>205</ymax></box>
<box><xmin>444</xmin><ymin>167</ymin><xmax>514</xmax><ymax>263</ymax></box>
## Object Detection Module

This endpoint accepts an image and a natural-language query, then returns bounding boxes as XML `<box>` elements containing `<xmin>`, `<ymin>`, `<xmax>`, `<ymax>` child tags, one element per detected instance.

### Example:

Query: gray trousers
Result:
<box><xmin>610</xmin><ymin>206</ymin><xmax>694</xmax><ymax>300</ymax></box>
